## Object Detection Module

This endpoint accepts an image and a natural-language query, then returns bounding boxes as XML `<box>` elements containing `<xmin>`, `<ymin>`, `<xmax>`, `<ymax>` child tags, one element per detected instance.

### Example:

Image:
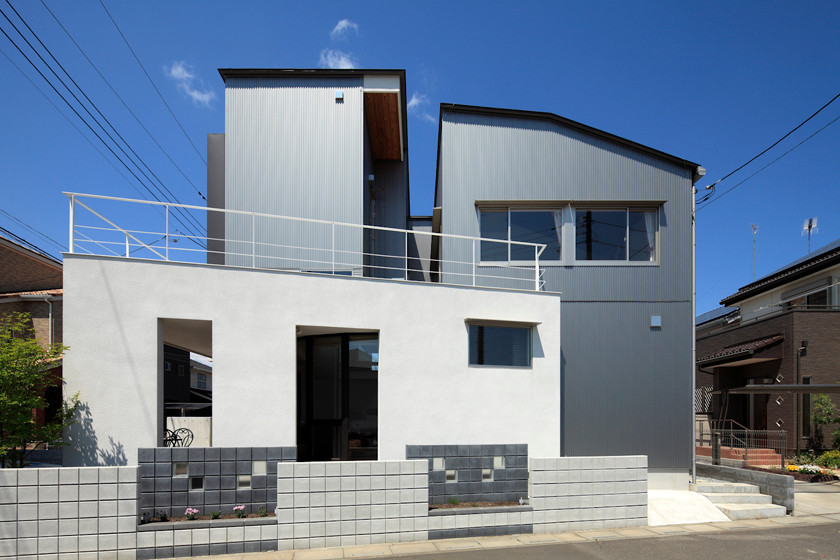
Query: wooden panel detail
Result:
<box><xmin>364</xmin><ymin>92</ymin><xmax>401</xmax><ymax>161</ymax></box>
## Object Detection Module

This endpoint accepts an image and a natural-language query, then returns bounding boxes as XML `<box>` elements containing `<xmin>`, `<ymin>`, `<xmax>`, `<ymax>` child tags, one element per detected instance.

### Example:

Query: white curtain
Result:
<box><xmin>643</xmin><ymin>210</ymin><xmax>656</xmax><ymax>261</ymax></box>
<box><xmin>552</xmin><ymin>210</ymin><xmax>564</xmax><ymax>259</ymax></box>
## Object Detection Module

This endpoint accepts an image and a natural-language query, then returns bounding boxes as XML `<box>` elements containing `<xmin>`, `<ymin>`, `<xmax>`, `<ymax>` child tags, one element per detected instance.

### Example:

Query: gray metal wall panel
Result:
<box><xmin>438</xmin><ymin>111</ymin><xmax>693</xmax><ymax>301</ymax></box>
<box><xmin>224</xmin><ymin>76</ymin><xmax>364</xmax><ymax>271</ymax></box>
<box><xmin>371</xmin><ymin>160</ymin><xmax>409</xmax><ymax>278</ymax></box>
<box><xmin>560</xmin><ymin>302</ymin><xmax>693</xmax><ymax>469</ymax></box>
<box><xmin>206</xmin><ymin>133</ymin><xmax>225</xmax><ymax>265</ymax></box>
<box><xmin>438</xmin><ymin>110</ymin><xmax>695</xmax><ymax>469</ymax></box>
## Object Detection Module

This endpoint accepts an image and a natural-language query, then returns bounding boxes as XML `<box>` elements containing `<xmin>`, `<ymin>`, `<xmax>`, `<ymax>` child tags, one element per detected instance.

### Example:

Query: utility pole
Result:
<box><xmin>750</xmin><ymin>223</ymin><xmax>758</xmax><ymax>280</ymax></box>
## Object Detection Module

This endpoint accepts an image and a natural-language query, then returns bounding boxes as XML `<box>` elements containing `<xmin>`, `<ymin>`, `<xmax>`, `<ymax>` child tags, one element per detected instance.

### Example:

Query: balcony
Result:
<box><xmin>65</xmin><ymin>193</ymin><xmax>549</xmax><ymax>292</ymax></box>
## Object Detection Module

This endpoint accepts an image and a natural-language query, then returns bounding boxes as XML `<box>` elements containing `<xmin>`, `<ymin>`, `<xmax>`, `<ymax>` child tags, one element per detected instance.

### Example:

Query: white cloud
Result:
<box><xmin>319</xmin><ymin>49</ymin><xmax>357</xmax><ymax>69</ymax></box>
<box><xmin>407</xmin><ymin>92</ymin><xmax>437</xmax><ymax>124</ymax></box>
<box><xmin>330</xmin><ymin>19</ymin><xmax>359</xmax><ymax>40</ymax></box>
<box><xmin>164</xmin><ymin>61</ymin><xmax>216</xmax><ymax>108</ymax></box>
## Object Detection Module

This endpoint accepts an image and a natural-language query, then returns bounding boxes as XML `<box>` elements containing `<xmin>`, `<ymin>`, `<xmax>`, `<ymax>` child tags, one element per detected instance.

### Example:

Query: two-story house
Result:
<box><xmin>696</xmin><ymin>238</ymin><xmax>840</xmax><ymax>454</ymax></box>
<box><xmin>62</xmin><ymin>69</ymin><xmax>702</xmax><ymax>494</ymax></box>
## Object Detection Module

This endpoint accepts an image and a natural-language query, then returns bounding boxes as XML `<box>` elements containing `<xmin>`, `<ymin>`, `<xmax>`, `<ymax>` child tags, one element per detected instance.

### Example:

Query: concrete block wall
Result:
<box><xmin>275</xmin><ymin>460</ymin><xmax>428</xmax><ymax>550</ymax></box>
<box><xmin>406</xmin><ymin>444</ymin><xmax>528</xmax><ymax>505</ymax></box>
<box><xmin>696</xmin><ymin>462</ymin><xmax>794</xmax><ymax>512</ymax></box>
<box><xmin>428</xmin><ymin>506</ymin><xmax>533</xmax><ymax>539</ymax></box>
<box><xmin>0</xmin><ymin>466</ymin><xmax>138</xmax><ymax>560</ymax></box>
<box><xmin>529</xmin><ymin>456</ymin><xmax>648</xmax><ymax>532</ymax></box>
<box><xmin>135</xmin><ymin>517</ymin><xmax>278</xmax><ymax>559</ymax></box>
<box><xmin>137</xmin><ymin>447</ymin><xmax>296</xmax><ymax>521</ymax></box>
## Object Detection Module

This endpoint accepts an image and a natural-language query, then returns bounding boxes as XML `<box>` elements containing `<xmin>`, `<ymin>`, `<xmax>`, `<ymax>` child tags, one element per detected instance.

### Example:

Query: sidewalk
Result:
<box><xmin>187</xmin><ymin>481</ymin><xmax>840</xmax><ymax>560</ymax></box>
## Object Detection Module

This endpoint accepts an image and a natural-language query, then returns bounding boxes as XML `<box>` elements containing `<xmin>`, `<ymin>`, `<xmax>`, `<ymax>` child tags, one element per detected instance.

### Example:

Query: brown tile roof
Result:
<box><xmin>697</xmin><ymin>335</ymin><xmax>784</xmax><ymax>364</ymax></box>
<box><xmin>0</xmin><ymin>288</ymin><xmax>63</xmax><ymax>298</ymax></box>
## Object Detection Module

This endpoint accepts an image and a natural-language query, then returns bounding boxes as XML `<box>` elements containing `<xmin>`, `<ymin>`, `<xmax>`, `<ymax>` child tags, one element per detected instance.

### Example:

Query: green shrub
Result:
<box><xmin>816</xmin><ymin>450</ymin><xmax>840</xmax><ymax>469</ymax></box>
<box><xmin>787</xmin><ymin>451</ymin><xmax>818</xmax><ymax>465</ymax></box>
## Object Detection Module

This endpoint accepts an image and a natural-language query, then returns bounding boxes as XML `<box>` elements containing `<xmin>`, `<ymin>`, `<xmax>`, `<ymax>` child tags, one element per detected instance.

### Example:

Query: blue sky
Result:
<box><xmin>1</xmin><ymin>1</ymin><xmax>838</xmax><ymax>314</ymax></box>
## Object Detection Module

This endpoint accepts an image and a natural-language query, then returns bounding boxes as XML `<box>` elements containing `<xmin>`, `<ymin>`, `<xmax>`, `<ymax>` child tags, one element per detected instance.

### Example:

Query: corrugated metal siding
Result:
<box><xmin>438</xmin><ymin>111</ymin><xmax>693</xmax><ymax>301</ymax></box>
<box><xmin>438</xmin><ymin>110</ymin><xmax>695</xmax><ymax>469</ymax></box>
<box><xmin>560</xmin><ymin>302</ymin><xmax>692</xmax><ymax>469</ymax></box>
<box><xmin>224</xmin><ymin>76</ymin><xmax>364</xmax><ymax>271</ymax></box>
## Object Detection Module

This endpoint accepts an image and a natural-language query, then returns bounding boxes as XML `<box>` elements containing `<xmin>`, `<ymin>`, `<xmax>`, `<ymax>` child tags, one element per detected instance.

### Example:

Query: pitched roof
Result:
<box><xmin>721</xmin><ymin>238</ymin><xmax>840</xmax><ymax>306</ymax></box>
<box><xmin>696</xmin><ymin>306</ymin><xmax>738</xmax><ymax>326</ymax></box>
<box><xmin>0</xmin><ymin>288</ymin><xmax>63</xmax><ymax>298</ymax></box>
<box><xmin>696</xmin><ymin>335</ymin><xmax>784</xmax><ymax>365</ymax></box>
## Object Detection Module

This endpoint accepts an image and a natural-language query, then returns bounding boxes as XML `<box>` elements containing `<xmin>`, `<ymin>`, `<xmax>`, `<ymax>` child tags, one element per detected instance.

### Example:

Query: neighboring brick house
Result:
<box><xmin>696</xmin><ymin>238</ymin><xmax>840</xmax><ymax>453</ymax></box>
<box><xmin>0</xmin><ymin>235</ymin><xmax>65</xmax><ymax>460</ymax></box>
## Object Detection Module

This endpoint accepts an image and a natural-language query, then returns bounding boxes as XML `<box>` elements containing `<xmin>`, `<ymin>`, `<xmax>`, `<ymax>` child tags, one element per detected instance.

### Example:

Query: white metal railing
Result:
<box><xmin>65</xmin><ymin>193</ymin><xmax>548</xmax><ymax>292</ymax></box>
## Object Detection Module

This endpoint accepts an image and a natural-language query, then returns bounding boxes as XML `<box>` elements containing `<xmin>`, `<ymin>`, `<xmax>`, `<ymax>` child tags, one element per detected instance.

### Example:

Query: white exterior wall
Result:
<box><xmin>63</xmin><ymin>256</ymin><xmax>561</xmax><ymax>466</ymax></box>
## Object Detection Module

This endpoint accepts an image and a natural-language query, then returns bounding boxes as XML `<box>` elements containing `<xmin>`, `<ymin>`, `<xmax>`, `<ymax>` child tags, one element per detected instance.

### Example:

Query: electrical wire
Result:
<box><xmin>0</xmin><ymin>6</ymin><xmax>206</xmax><ymax>247</ymax></box>
<box><xmin>698</xmin><ymin>112</ymin><xmax>840</xmax><ymax>211</ymax></box>
<box><xmin>39</xmin><ymin>0</ymin><xmax>206</xmax><ymax>202</ymax></box>
<box><xmin>697</xmin><ymin>91</ymin><xmax>840</xmax><ymax>195</ymax></box>
<box><xmin>97</xmin><ymin>0</ymin><xmax>207</xmax><ymax>166</ymax></box>
<box><xmin>0</xmin><ymin>207</ymin><xmax>65</xmax><ymax>252</ymax></box>
<box><xmin>0</xmin><ymin>224</ymin><xmax>62</xmax><ymax>261</ymax></box>
<box><xmin>3</xmin><ymin>1</ymin><xmax>205</xmax><ymax>239</ymax></box>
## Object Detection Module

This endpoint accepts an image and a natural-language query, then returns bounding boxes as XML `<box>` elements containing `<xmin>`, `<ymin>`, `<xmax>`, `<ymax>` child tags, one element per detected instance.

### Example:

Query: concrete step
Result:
<box><xmin>690</xmin><ymin>482</ymin><xmax>759</xmax><ymax>494</ymax></box>
<box><xmin>703</xmin><ymin>492</ymin><xmax>772</xmax><ymax>505</ymax></box>
<box><xmin>715</xmin><ymin>503</ymin><xmax>787</xmax><ymax>520</ymax></box>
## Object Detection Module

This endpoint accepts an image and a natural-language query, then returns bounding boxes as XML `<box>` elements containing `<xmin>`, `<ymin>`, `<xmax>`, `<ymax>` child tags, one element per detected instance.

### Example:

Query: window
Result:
<box><xmin>197</xmin><ymin>373</ymin><xmax>207</xmax><ymax>389</ymax></box>
<box><xmin>575</xmin><ymin>208</ymin><xmax>657</xmax><ymax>262</ymax></box>
<box><xmin>468</xmin><ymin>324</ymin><xmax>532</xmax><ymax>367</ymax></box>
<box><xmin>479</xmin><ymin>209</ymin><xmax>562</xmax><ymax>262</ymax></box>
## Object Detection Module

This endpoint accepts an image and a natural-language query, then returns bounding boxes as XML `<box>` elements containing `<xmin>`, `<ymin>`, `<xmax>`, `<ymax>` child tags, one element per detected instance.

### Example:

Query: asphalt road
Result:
<box><xmin>389</xmin><ymin>522</ymin><xmax>840</xmax><ymax>560</ymax></box>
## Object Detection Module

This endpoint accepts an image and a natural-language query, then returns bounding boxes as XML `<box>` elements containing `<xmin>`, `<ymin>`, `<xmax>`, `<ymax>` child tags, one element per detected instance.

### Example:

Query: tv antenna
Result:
<box><xmin>802</xmin><ymin>218</ymin><xmax>818</xmax><ymax>254</ymax></box>
<box><xmin>750</xmin><ymin>224</ymin><xmax>758</xmax><ymax>280</ymax></box>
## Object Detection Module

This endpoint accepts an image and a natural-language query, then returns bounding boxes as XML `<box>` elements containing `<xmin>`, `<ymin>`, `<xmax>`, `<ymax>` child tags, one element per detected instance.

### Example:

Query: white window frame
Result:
<box><xmin>478</xmin><ymin>207</ymin><xmax>562</xmax><ymax>265</ymax></box>
<box><xmin>573</xmin><ymin>207</ymin><xmax>659</xmax><ymax>266</ymax></box>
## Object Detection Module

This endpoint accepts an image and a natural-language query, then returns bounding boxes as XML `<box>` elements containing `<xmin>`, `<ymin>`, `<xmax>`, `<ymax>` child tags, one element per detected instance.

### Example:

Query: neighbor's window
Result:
<box><xmin>479</xmin><ymin>209</ymin><xmax>562</xmax><ymax>262</ymax></box>
<box><xmin>197</xmin><ymin>373</ymin><xmax>207</xmax><ymax>389</ymax></box>
<box><xmin>575</xmin><ymin>208</ymin><xmax>657</xmax><ymax>262</ymax></box>
<box><xmin>468</xmin><ymin>324</ymin><xmax>532</xmax><ymax>367</ymax></box>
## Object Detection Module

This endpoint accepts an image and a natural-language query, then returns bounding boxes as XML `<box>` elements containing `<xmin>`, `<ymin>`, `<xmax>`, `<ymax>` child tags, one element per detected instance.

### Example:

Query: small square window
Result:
<box><xmin>469</xmin><ymin>324</ymin><xmax>532</xmax><ymax>367</ymax></box>
<box><xmin>493</xmin><ymin>456</ymin><xmax>505</xmax><ymax>469</ymax></box>
<box><xmin>237</xmin><ymin>475</ymin><xmax>251</xmax><ymax>489</ymax></box>
<box><xmin>481</xmin><ymin>469</ymin><xmax>493</xmax><ymax>481</ymax></box>
<box><xmin>173</xmin><ymin>462</ymin><xmax>188</xmax><ymax>477</ymax></box>
<box><xmin>445</xmin><ymin>470</ymin><xmax>457</xmax><ymax>483</ymax></box>
<box><xmin>164</xmin><ymin>362</ymin><xmax>171</xmax><ymax>372</ymax></box>
<box><xmin>252</xmin><ymin>461</ymin><xmax>267</xmax><ymax>475</ymax></box>
<box><xmin>190</xmin><ymin>477</ymin><xmax>203</xmax><ymax>490</ymax></box>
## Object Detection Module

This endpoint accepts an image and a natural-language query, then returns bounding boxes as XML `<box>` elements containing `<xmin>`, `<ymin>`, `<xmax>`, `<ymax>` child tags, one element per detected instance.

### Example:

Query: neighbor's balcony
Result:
<box><xmin>65</xmin><ymin>193</ymin><xmax>548</xmax><ymax>292</ymax></box>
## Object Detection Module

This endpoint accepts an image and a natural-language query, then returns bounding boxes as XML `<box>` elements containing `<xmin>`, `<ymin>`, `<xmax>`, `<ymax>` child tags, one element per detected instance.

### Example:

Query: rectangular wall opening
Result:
<box><xmin>296</xmin><ymin>330</ymin><xmax>378</xmax><ymax>462</ymax></box>
<box><xmin>160</xmin><ymin>318</ymin><xmax>213</xmax><ymax>447</ymax></box>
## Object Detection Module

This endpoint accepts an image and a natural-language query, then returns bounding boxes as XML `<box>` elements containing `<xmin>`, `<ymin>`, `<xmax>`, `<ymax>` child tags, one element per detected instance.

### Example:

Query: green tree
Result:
<box><xmin>810</xmin><ymin>394</ymin><xmax>840</xmax><ymax>451</ymax></box>
<box><xmin>0</xmin><ymin>312</ymin><xmax>78</xmax><ymax>468</ymax></box>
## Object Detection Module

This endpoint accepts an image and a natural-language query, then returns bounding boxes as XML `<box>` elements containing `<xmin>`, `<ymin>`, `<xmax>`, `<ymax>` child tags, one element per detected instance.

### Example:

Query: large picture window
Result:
<box><xmin>468</xmin><ymin>324</ymin><xmax>532</xmax><ymax>367</ymax></box>
<box><xmin>575</xmin><ymin>208</ymin><xmax>657</xmax><ymax>262</ymax></box>
<box><xmin>479</xmin><ymin>209</ymin><xmax>562</xmax><ymax>262</ymax></box>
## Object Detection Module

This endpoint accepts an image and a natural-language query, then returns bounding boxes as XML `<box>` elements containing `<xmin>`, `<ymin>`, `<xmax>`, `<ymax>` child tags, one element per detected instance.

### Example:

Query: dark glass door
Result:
<box><xmin>297</xmin><ymin>333</ymin><xmax>378</xmax><ymax>461</ymax></box>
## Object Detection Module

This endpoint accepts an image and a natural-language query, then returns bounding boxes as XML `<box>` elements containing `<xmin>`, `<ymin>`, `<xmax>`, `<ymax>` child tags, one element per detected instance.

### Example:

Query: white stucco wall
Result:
<box><xmin>63</xmin><ymin>256</ymin><xmax>561</xmax><ymax>466</ymax></box>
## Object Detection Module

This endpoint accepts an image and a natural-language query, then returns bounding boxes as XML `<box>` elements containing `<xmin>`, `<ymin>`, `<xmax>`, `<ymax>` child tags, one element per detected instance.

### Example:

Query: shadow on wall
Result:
<box><xmin>64</xmin><ymin>402</ymin><xmax>127</xmax><ymax>466</ymax></box>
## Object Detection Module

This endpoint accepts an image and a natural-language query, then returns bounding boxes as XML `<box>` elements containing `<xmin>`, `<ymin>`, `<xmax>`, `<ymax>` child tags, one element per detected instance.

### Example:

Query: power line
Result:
<box><xmin>3</xmin><ymin>1</ymin><xmax>205</xmax><ymax>239</ymax></box>
<box><xmin>0</xmin><ymin>42</ymin><xmax>150</xmax><ymax>200</ymax></box>
<box><xmin>0</xmin><ymin>207</ymin><xmax>65</xmax><ymax>252</ymax></box>
<box><xmin>97</xmin><ymin>0</ymin><xmax>207</xmax><ymax>166</ymax></box>
<box><xmin>0</xmin><ymin>5</ymin><xmax>206</xmax><ymax>247</ymax></box>
<box><xmin>0</xmin><ymin>224</ymin><xmax>62</xmax><ymax>261</ymax></box>
<box><xmin>39</xmin><ymin>0</ymin><xmax>206</xmax><ymax>202</ymax></box>
<box><xmin>697</xmin><ymin>112</ymin><xmax>840</xmax><ymax>211</ymax></box>
<box><xmin>698</xmin><ymin>91</ymin><xmax>840</xmax><ymax>194</ymax></box>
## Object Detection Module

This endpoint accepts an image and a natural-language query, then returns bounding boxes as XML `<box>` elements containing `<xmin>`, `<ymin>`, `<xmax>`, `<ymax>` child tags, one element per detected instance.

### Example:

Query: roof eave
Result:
<box><xmin>439</xmin><ymin>103</ymin><xmax>702</xmax><ymax>176</ymax></box>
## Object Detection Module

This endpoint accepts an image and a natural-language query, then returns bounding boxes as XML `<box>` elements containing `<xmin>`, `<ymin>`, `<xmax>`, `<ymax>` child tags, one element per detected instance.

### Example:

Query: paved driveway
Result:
<box><xmin>794</xmin><ymin>479</ymin><xmax>840</xmax><ymax>516</ymax></box>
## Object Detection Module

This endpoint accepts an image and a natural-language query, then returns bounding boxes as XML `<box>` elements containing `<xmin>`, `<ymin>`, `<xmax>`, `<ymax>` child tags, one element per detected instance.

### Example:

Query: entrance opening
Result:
<box><xmin>296</xmin><ymin>331</ymin><xmax>378</xmax><ymax>461</ymax></box>
<box><xmin>160</xmin><ymin>319</ymin><xmax>213</xmax><ymax>446</ymax></box>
